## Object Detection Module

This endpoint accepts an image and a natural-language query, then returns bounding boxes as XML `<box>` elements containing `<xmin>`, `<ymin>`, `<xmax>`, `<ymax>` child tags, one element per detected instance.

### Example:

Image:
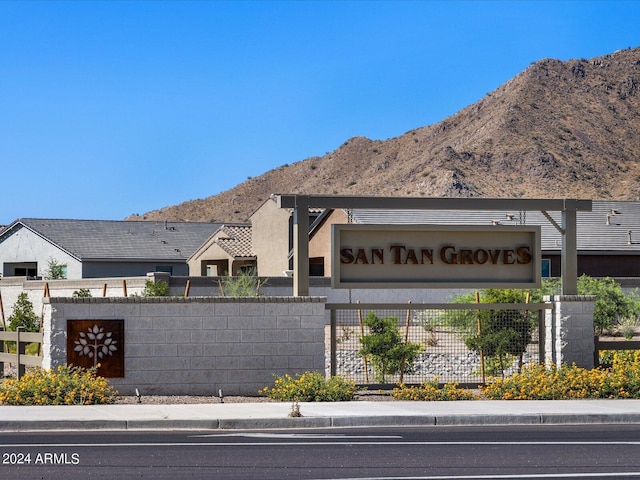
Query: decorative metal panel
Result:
<box><xmin>66</xmin><ymin>320</ymin><xmax>124</xmax><ymax>377</ymax></box>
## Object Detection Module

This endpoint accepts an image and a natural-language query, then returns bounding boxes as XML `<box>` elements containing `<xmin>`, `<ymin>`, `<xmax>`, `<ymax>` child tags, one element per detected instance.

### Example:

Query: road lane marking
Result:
<box><xmin>315</xmin><ymin>473</ymin><xmax>640</xmax><ymax>479</ymax></box>
<box><xmin>191</xmin><ymin>433</ymin><xmax>403</xmax><ymax>439</ymax></box>
<box><xmin>3</xmin><ymin>440</ymin><xmax>640</xmax><ymax>447</ymax></box>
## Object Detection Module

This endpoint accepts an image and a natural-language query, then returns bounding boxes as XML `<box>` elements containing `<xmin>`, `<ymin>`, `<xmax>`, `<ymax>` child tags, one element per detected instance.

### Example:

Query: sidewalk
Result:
<box><xmin>2</xmin><ymin>399</ymin><xmax>640</xmax><ymax>431</ymax></box>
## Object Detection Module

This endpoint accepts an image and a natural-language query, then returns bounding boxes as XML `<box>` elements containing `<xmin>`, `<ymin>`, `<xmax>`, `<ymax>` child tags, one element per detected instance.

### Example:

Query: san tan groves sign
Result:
<box><xmin>331</xmin><ymin>224</ymin><xmax>541</xmax><ymax>289</ymax></box>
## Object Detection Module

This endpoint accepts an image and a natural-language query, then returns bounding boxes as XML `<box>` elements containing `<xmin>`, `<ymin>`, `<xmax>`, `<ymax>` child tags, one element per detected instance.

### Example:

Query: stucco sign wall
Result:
<box><xmin>332</xmin><ymin>224</ymin><xmax>541</xmax><ymax>289</ymax></box>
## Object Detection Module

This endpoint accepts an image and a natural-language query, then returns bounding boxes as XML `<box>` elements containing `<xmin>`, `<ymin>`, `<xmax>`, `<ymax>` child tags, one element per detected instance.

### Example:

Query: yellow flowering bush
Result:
<box><xmin>259</xmin><ymin>371</ymin><xmax>358</xmax><ymax>401</ymax></box>
<box><xmin>390</xmin><ymin>352</ymin><xmax>640</xmax><ymax>401</ymax></box>
<box><xmin>0</xmin><ymin>365</ymin><xmax>118</xmax><ymax>405</ymax></box>
<box><xmin>601</xmin><ymin>350</ymin><xmax>640</xmax><ymax>398</ymax></box>
<box><xmin>393</xmin><ymin>379</ymin><xmax>478</xmax><ymax>401</ymax></box>
<box><xmin>480</xmin><ymin>354</ymin><xmax>640</xmax><ymax>400</ymax></box>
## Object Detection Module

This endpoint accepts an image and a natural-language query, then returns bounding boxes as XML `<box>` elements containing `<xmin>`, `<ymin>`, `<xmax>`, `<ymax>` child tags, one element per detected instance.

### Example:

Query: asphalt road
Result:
<box><xmin>2</xmin><ymin>424</ymin><xmax>640</xmax><ymax>479</ymax></box>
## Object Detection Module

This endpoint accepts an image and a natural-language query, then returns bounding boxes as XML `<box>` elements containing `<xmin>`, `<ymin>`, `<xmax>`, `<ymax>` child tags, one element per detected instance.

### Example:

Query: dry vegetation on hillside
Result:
<box><xmin>128</xmin><ymin>47</ymin><xmax>640</xmax><ymax>223</ymax></box>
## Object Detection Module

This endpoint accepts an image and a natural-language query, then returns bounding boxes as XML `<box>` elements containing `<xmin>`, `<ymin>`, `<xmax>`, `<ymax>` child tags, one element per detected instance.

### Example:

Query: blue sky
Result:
<box><xmin>1</xmin><ymin>1</ymin><xmax>639</xmax><ymax>225</ymax></box>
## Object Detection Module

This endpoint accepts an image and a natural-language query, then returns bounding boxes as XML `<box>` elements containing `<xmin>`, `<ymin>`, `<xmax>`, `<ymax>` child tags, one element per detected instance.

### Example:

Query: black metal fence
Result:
<box><xmin>326</xmin><ymin>302</ymin><xmax>550</xmax><ymax>388</ymax></box>
<box><xmin>594</xmin><ymin>338</ymin><xmax>640</xmax><ymax>367</ymax></box>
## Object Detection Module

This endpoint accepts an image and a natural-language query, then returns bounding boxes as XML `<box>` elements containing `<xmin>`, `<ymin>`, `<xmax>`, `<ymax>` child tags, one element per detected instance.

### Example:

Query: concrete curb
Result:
<box><xmin>539</xmin><ymin>413</ymin><xmax>640</xmax><ymax>424</ymax></box>
<box><xmin>3</xmin><ymin>399</ymin><xmax>640</xmax><ymax>431</ymax></box>
<box><xmin>0</xmin><ymin>420</ymin><xmax>129</xmax><ymax>431</ymax></box>
<box><xmin>4</xmin><ymin>413</ymin><xmax>640</xmax><ymax>432</ymax></box>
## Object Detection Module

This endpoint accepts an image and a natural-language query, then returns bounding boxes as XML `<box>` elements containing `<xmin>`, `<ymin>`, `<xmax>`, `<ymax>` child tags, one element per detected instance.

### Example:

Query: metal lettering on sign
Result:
<box><xmin>332</xmin><ymin>224</ymin><xmax>541</xmax><ymax>289</ymax></box>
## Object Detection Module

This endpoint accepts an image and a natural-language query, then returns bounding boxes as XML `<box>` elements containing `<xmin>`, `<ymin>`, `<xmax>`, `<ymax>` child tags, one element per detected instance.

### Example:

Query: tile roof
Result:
<box><xmin>2</xmin><ymin>219</ymin><xmax>222</xmax><ymax>261</ymax></box>
<box><xmin>348</xmin><ymin>200</ymin><xmax>640</xmax><ymax>252</ymax></box>
<box><xmin>213</xmin><ymin>225</ymin><xmax>254</xmax><ymax>258</ymax></box>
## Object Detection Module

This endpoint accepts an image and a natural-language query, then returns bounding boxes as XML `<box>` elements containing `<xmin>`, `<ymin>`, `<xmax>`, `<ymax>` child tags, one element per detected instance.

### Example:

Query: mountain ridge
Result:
<box><xmin>128</xmin><ymin>47</ymin><xmax>640</xmax><ymax>223</ymax></box>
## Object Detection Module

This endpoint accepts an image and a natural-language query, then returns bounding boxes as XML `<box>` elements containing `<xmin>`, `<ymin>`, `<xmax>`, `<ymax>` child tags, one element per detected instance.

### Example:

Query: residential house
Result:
<box><xmin>247</xmin><ymin>196</ymin><xmax>322</xmax><ymax>277</ymax></box>
<box><xmin>186</xmin><ymin>197</ymin><xmax>323</xmax><ymax>277</ymax></box>
<box><xmin>0</xmin><ymin>218</ymin><xmax>222</xmax><ymax>279</ymax></box>
<box><xmin>187</xmin><ymin>224</ymin><xmax>255</xmax><ymax>276</ymax></box>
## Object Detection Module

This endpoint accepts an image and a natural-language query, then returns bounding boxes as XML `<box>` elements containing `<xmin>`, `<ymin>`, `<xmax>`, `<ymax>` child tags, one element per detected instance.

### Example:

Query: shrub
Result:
<box><xmin>393</xmin><ymin>379</ymin><xmax>477</xmax><ymax>401</ymax></box>
<box><xmin>219</xmin><ymin>270</ymin><xmax>267</xmax><ymax>296</ymax></box>
<box><xmin>577</xmin><ymin>276</ymin><xmax>633</xmax><ymax>335</ymax></box>
<box><xmin>481</xmin><ymin>363</ymin><xmax>612</xmax><ymax>400</ymax></box>
<box><xmin>617</xmin><ymin>317</ymin><xmax>638</xmax><ymax>340</ymax></box>
<box><xmin>453</xmin><ymin>276</ymin><xmax>639</xmax><ymax>336</ymax></box>
<box><xmin>602</xmin><ymin>350</ymin><xmax>640</xmax><ymax>398</ymax></box>
<box><xmin>598</xmin><ymin>349</ymin><xmax>619</xmax><ymax>366</ymax></box>
<box><xmin>392</xmin><ymin>352</ymin><xmax>640</xmax><ymax>401</ymax></box>
<box><xmin>141</xmin><ymin>279</ymin><xmax>170</xmax><ymax>297</ymax></box>
<box><xmin>0</xmin><ymin>365</ymin><xmax>118</xmax><ymax>405</ymax></box>
<box><xmin>259</xmin><ymin>371</ymin><xmax>357</xmax><ymax>401</ymax></box>
<box><xmin>72</xmin><ymin>288</ymin><xmax>92</xmax><ymax>298</ymax></box>
<box><xmin>541</xmin><ymin>276</ymin><xmax>640</xmax><ymax>334</ymax></box>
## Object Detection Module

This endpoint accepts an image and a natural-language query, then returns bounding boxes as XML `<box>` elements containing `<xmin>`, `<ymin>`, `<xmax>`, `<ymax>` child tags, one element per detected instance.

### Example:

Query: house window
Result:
<box><xmin>5</xmin><ymin>263</ymin><xmax>37</xmax><ymax>277</ymax></box>
<box><xmin>238</xmin><ymin>265</ymin><xmax>257</xmax><ymax>275</ymax></box>
<box><xmin>541</xmin><ymin>259</ymin><xmax>551</xmax><ymax>278</ymax></box>
<box><xmin>309</xmin><ymin>257</ymin><xmax>325</xmax><ymax>277</ymax></box>
<box><xmin>57</xmin><ymin>265</ymin><xmax>68</xmax><ymax>279</ymax></box>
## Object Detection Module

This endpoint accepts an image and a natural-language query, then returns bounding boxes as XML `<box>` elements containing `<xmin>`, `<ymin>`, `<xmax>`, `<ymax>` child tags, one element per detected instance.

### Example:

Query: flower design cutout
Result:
<box><xmin>73</xmin><ymin>325</ymin><xmax>118</xmax><ymax>366</ymax></box>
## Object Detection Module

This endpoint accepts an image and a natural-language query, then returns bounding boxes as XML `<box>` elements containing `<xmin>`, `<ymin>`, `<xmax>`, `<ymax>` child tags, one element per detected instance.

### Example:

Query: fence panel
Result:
<box><xmin>0</xmin><ymin>329</ymin><xmax>43</xmax><ymax>379</ymax></box>
<box><xmin>594</xmin><ymin>338</ymin><xmax>640</xmax><ymax>366</ymax></box>
<box><xmin>327</xmin><ymin>303</ymin><xmax>549</xmax><ymax>387</ymax></box>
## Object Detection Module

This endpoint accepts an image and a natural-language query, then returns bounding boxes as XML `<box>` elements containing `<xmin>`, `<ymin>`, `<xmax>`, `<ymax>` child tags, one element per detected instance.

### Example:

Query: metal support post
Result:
<box><xmin>561</xmin><ymin>206</ymin><xmax>578</xmax><ymax>295</ymax></box>
<box><xmin>17</xmin><ymin>326</ymin><xmax>25</xmax><ymax>380</ymax></box>
<box><xmin>293</xmin><ymin>196</ymin><xmax>310</xmax><ymax>296</ymax></box>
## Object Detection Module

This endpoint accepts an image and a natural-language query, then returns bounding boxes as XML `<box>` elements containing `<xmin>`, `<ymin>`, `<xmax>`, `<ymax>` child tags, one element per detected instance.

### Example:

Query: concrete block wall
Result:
<box><xmin>544</xmin><ymin>295</ymin><xmax>596</xmax><ymax>369</ymax></box>
<box><xmin>42</xmin><ymin>296</ymin><xmax>327</xmax><ymax>396</ymax></box>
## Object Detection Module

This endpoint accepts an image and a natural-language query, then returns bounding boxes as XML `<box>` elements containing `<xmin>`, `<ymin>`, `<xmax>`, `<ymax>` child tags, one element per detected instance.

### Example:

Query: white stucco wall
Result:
<box><xmin>0</xmin><ymin>225</ymin><xmax>82</xmax><ymax>279</ymax></box>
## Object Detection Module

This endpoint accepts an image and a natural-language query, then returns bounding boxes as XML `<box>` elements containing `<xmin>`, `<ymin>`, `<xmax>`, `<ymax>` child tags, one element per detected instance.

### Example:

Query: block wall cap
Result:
<box><xmin>45</xmin><ymin>296</ymin><xmax>327</xmax><ymax>304</ymax></box>
<box><xmin>544</xmin><ymin>295</ymin><xmax>597</xmax><ymax>302</ymax></box>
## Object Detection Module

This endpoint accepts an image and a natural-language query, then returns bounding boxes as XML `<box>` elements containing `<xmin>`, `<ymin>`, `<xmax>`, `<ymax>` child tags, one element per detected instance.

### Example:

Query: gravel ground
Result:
<box><xmin>115</xmin><ymin>391</ymin><xmax>398</xmax><ymax>404</ymax></box>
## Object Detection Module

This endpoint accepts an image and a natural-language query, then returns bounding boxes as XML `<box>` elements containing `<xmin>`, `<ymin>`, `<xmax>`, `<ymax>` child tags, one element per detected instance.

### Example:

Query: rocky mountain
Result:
<box><xmin>129</xmin><ymin>47</ymin><xmax>640</xmax><ymax>223</ymax></box>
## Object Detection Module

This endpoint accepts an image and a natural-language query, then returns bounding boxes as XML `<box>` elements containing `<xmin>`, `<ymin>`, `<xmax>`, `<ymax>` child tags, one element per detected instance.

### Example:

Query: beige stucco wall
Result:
<box><xmin>309</xmin><ymin>209</ymin><xmax>349</xmax><ymax>276</ymax></box>
<box><xmin>187</xmin><ymin>239</ymin><xmax>231</xmax><ymax>276</ymax></box>
<box><xmin>251</xmin><ymin>199</ymin><xmax>292</xmax><ymax>276</ymax></box>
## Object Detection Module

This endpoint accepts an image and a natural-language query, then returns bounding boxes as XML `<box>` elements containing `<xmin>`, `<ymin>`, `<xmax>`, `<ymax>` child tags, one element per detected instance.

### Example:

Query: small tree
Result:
<box><xmin>453</xmin><ymin>288</ymin><xmax>537</xmax><ymax>378</ymax></box>
<box><xmin>358</xmin><ymin>312</ymin><xmax>423</xmax><ymax>383</ymax></box>
<box><xmin>465</xmin><ymin>315</ymin><xmax>530</xmax><ymax>378</ymax></box>
<box><xmin>45</xmin><ymin>258</ymin><xmax>67</xmax><ymax>279</ymax></box>
<box><xmin>7</xmin><ymin>292</ymin><xmax>40</xmax><ymax>332</ymax></box>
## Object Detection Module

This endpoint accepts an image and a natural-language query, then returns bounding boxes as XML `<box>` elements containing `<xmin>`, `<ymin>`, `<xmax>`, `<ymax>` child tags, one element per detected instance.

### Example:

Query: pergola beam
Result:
<box><xmin>276</xmin><ymin>195</ymin><xmax>592</xmax><ymax>296</ymax></box>
<box><xmin>278</xmin><ymin>195</ymin><xmax>591</xmax><ymax>212</ymax></box>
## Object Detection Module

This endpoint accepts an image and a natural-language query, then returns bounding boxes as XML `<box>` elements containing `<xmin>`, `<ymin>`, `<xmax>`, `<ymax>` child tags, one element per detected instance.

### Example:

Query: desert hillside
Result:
<box><xmin>129</xmin><ymin>47</ymin><xmax>640</xmax><ymax>223</ymax></box>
